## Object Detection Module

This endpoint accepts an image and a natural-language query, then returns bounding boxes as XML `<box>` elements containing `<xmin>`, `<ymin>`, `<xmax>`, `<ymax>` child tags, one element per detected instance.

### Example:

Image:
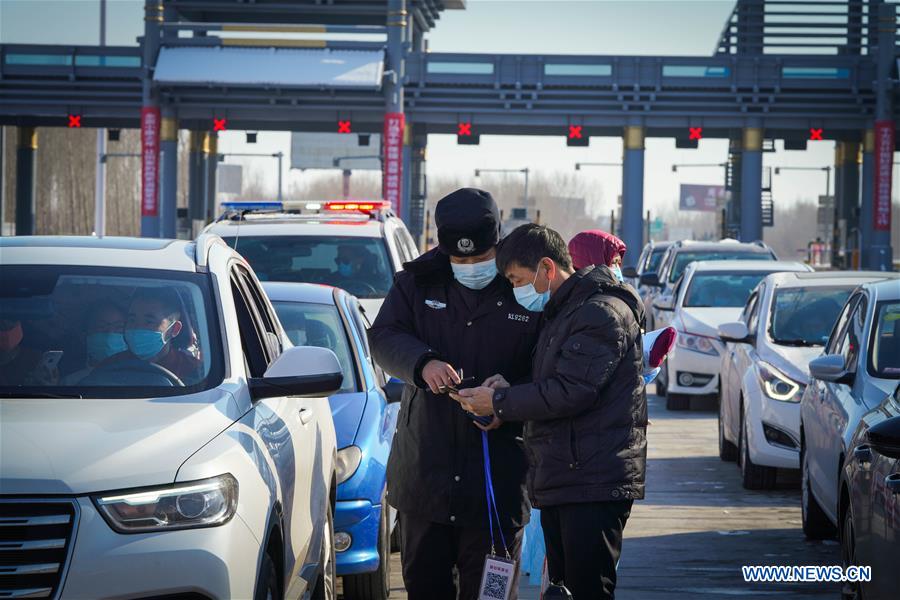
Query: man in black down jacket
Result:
<box><xmin>455</xmin><ymin>223</ymin><xmax>647</xmax><ymax>600</ymax></box>
<box><xmin>368</xmin><ymin>189</ymin><xmax>540</xmax><ymax>600</ymax></box>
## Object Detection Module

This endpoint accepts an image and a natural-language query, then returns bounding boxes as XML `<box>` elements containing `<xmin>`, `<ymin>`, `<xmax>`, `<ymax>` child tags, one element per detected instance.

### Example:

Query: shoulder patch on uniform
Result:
<box><xmin>425</xmin><ymin>299</ymin><xmax>447</xmax><ymax>310</ymax></box>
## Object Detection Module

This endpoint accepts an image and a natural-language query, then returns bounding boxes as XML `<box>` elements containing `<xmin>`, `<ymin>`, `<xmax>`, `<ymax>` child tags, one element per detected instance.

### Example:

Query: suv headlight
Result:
<box><xmin>94</xmin><ymin>474</ymin><xmax>238</xmax><ymax>533</ymax></box>
<box><xmin>676</xmin><ymin>331</ymin><xmax>719</xmax><ymax>356</ymax></box>
<box><xmin>757</xmin><ymin>361</ymin><xmax>804</xmax><ymax>403</ymax></box>
<box><xmin>336</xmin><ymin>446</ymin><xmax>362</xmax><ymax>484</ymax></box>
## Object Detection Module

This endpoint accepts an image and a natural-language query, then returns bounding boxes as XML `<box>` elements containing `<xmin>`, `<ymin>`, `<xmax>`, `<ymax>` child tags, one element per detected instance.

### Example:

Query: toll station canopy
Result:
<box><xmin>154</xmin><ymin>46</ymin><xmax>385</xmax><ymax>89</ymax></box>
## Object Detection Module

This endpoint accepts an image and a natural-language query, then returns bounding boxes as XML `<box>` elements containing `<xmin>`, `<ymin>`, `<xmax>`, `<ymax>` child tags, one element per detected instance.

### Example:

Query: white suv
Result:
<box><xmin>0</xmin><ymin>235</ymin><xmax>340</xmax><ymax>600</ymax></box>
<box><xmin>653</xmin><ymin>259</ymin><xmax>812</xmax><ymax>410</ymax></box>
<box><xmin>717</xmin><ymin>271</ymin><xmax>894</xmax><ymax>490</ymax></box>
<box><xmin>204</xmin><ymin>201</ymin><xmax>420</xmax><ymax>318</ymax></box>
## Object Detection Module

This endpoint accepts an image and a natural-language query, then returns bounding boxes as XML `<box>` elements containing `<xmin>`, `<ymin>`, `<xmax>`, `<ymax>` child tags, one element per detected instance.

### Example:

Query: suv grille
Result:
<box><xmin>0</xmin><ymin>500</ymin><xmax>78</xmax><ymax>599</ymax></box>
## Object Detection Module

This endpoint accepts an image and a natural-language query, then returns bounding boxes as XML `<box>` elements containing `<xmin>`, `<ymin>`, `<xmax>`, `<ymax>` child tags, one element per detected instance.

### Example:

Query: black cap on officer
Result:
<box><xmin>434</xmin><ymin>188</ymin><xmax>501</xmax><ymax>257</ymax></box>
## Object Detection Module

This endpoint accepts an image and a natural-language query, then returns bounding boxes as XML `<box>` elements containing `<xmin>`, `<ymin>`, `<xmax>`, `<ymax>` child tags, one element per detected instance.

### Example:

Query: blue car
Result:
<box><xmin>263</xmin><ymin>282</ymin><xmax>401</xmax><ymax>600</ymax></box>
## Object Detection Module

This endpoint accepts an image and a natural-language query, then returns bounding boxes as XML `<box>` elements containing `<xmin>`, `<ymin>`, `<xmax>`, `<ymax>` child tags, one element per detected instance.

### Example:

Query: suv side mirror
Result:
<box><xmin>653</xmin><ymin>294</ymin><xmax>675</xmax><ymax>311</ymax></box>
<box><xmin>718</xmin><ymin>321</ymin><xmax>751</xmax><ymax>343</ymax></box>
<box><xmin>808</xmin><ymin>354</ymin><xmax>854</xmax><ymax>385</ymax></box>
<box><xmin>867</xmin><ymin>415</ymin><xmax>900</xmax><ymax>460</ymax></box>
<box><xmin>383</xmin><ymin>377</ymin><xmax>404</xmax><ymax>404</ymax></box>
<box><xmin>250</xmin><ymin>346</ymin><xmax>343</xmax><ymax>400</ymax></box>
<box><xmin>622</xmin><ymin>266</ymin><xmax>639</xmax><ymax>279</ymax></box>
<box><xmin>640</xmin><ymin>272</ymin><xmax>662</xmax><ymax>288</ymax></box>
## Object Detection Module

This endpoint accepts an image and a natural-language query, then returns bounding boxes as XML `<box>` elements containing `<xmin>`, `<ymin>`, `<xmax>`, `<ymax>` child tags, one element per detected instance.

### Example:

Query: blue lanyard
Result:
<box><xmin>481</xmin><ymin>430</ymin><xmax>510</xmax><ymax>558</ymax></box>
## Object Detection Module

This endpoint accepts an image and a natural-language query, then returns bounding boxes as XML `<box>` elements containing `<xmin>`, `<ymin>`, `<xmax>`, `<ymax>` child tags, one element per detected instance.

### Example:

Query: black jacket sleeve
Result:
<box><xmin>367</xmin><ymin>274</ymin><xmax>438</xmax><ymax>387</ymax></box>
<box><xmin>492</xmin><ymin>300</ymin><xmax>625</xmax><ymax>422</ymax></box>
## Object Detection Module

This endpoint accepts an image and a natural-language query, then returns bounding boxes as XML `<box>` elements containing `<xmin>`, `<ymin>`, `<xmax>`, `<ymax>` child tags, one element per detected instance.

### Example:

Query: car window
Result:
<box><xmin>670</xmin><ymin>275</ymin><xmax>685</xmax><ymax>304</ymax></box>
<box><xmin>270</xmin><ymin>301</ymin><xmax>358</xmax><ymax>393</ymax></box>
<box><xmin>748</xmin><ymin>286</ymin><xmax>764</xmax><ymax>333</ymax></box>
<box><xmin>769</xmin><ymin>286</ymin><xmax>854</xmax><ymax>347</ymax></box>
<box><xmin>827</xmin><ymin>294</ymin><xmax>860</xmax><ymax>355</ymax></box>
<box><xmin>0</xmin><ymin>265</ymin><xmax>224</xmax><ymax>397</ymax></box>
<box><xmin>230</xmin><ymin>273</ymin><xmax>270</xmax><ymax>378</ymax></box>
<box><xmin>236</xmin><ymin>268</ymin><xmax>281</xmax><ymax>361</ymax></box>
<box><xmin>669</xmin><ymin>250</ymin><xmax>774</xmax><ymax>283</ymax></box>
<box><xmin>683</xmin><ymin>272</ymin><xmax>769</xmax><ymax>308</ymax></box>
<box><xmin>645</xmin><ymin>247</ymin><xmax>666</xmax><ymax>273</ymax></box>
<box><xmin>221</xmin><ymin>235</ymin><xmax>393</xmax><ymax>299</ymax></box>
<box><xmin>740</xmin><ymin>291</ymin><xmax>759</xmax><ymax>325</ymax></box>
<box><xmin>869</xmin><ymin>301</ymin><xmax>900</xmax><ymax>379</ymax></box>
<box><xmin>837</xmin><ymin>295</ymin><xmax>868</xmax><ymax>372</ymax></box>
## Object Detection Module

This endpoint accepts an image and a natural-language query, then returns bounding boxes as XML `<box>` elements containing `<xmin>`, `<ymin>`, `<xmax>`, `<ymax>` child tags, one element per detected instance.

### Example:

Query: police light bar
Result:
<box><xmin>220</xmin><ymin>201</ymin><xmax>284</xmax><ymax>211</ymax></box>
<box><xmin>324</xmin><ymin>200</ymin><xmax>391</xmax><ymax>213</ymax></box>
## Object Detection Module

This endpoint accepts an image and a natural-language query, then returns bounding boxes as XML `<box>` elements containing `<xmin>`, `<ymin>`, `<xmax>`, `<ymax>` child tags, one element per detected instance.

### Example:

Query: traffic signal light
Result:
<box><xmin>567</xmin><ymin>125</ymin><xmax>588</xmax><ymax>147</ymax></box>
<box><xmin>457</xmin><ymin>122</ymin><xmax>479</xmax><ymax>145</ymax></box>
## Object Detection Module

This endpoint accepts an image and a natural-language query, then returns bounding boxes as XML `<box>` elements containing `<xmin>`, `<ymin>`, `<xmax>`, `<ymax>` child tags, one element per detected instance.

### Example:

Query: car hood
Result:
<box><xmin>679</xmin><ymin>307</ymin><xmax>743</xmax><ymax>337</ymax></box>
<box><xmin>359</xmin><ymin>298</ymin><xmax>385</xmax><ymax>322</ymax></box>
<box><xmin>760</xmin><ymin>344</ymin><xmax>823</xmax><ymax>384</ymax></box>
<box><xmin>0</xmin><ymin>390</ymin><xmax>243</xmax><ymax>495</ymax></box>
<box><xmin>329</xmin><ymin>392</ymin><xmax>368</xmax><ymax>449</ymax></box>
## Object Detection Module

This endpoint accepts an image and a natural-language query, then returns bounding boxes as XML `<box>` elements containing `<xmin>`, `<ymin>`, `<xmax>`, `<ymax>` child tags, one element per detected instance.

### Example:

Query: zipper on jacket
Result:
<box><xmin>569</xmin><ymin>423</ymin><xmax>580</xmax><ymax>469</ymax></box>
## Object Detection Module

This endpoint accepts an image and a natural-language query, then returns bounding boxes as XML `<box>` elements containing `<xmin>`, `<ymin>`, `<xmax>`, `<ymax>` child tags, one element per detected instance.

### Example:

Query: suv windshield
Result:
<box><xmin>669</xmin><ymin>250</ymin><xmax>773</xmax><ymax>283</ymax></box>
<box><xmin>223</xmin><ymin>236</ymin><xmax>393</xmax><ymax>299</ymax></box>
<box><xmin>870</xmin><ymin>301</ymin><xmax>900</xmax><ymax>378</ymax></box>
<box><xmin>683</xmin><ymin>272</ymin><xmax>769</xmax><ymax>308</ymax></box>
<box><xmin>271</xmin><ymin>301</ymin><xmax>357</xmax><ymax>394</ymax></box>
<box><xmin>0</xmin><ymin>266</ymin><xmax>222</xmax><ymax>398</ymax></box>
<box><xmin>769</xmin><ymin>286</ymin><xmax>853</xmax><ymax>347</ymax></box>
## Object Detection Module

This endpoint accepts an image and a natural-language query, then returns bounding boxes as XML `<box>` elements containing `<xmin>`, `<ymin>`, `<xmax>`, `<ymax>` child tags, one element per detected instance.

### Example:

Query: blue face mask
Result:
<box><xmin>86</xmin><ymin>332</ymin><xmax>127</xmax><ymax>363</ymax></box>
<box><xmin>337</xmin><ymin>262</ymin><xmax>354</xmax><ymax>277</ymax></box>
<box><xmin>513</xmin><ymin>267</ymin><xmax>551</xmax><ymax>312</ymax></box>
<box><xmin>612</xmin><ymin>265</ymin><xmax>625</xmax><ymax>282</ymax></box>
<box><xmin>451</xmin><ymin>258</ymin><xmax>498</xmax><ymax>290</ymax></box>
<box><xmin>124</xmin><ymin>327</ymin><xmax>169</xmax><ymax>360</ymax></box>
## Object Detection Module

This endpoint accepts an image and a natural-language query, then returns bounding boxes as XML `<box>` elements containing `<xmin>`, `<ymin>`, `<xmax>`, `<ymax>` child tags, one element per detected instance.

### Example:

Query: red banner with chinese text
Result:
<box><xmin>383</xmin><ymin>112</ymin><xmax>405</xmax><ymax>215</ymax></box>
<box><xmin>141</xmin><ymin>106</ymin><xmax>161</xmax><ymax>217</ymax></box>
<box><xmin>873</xmin><ymin>120</ymin><xmax>894</xmax><ymax>232</ymax></box>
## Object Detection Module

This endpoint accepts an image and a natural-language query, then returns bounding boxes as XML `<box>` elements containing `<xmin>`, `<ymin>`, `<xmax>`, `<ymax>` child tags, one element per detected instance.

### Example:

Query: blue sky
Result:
<box><xmin>2</xmin><ymin>0</ymin><xmax>891</xmax><ymax>217</ymax></box>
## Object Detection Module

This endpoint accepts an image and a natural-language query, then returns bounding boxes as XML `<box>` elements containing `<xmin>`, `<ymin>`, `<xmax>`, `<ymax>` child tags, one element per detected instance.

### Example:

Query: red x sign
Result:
<box><xmin>337</xmin><ymin>120</ymin><xmax>352</xmax><ymax>134</ymax></box>
<box><xmin>689</xmin><ymin>127</ymin><xmax>703</xmax><ymax>141</ymax></box>
<box><xmin>809</xmin><ymin>128</ymin><xmax>823</xmax><ymax>141</ymax></box>
<box><xmin>458</xmin><ymin>122</ymin><xmax>472</xmax><ymax>136</ymax></box>
<box><xmin>213</xmin><ymin>118</ymin><xmax>227</xmax><ymax>132</ymax></box>
<box><xmin>568</xmin><ymin>125</ymin><xmax>583</xmax><ymax>140</ymax></box>
<box><xmin>68</xmin><ymin>114</ymin><xmax>81</xmax><ymax>128</ymax></box>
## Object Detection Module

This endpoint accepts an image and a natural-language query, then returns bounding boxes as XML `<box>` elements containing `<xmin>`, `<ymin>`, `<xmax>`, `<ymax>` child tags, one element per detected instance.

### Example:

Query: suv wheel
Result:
<box><xmin>343</xmin><ymin>496</ymin><xmax>391</xmax><ymax>600</ymax></box>
<box><xmin>739</xmin><ymin>405</ymin><xmax>777</xmax><ymax>490</ymax></box>
<box><xmin>718</xmin><ymin>397</ymin><xmax>738</xmax><ymax>462</ymax></box>
<box><xmin>254</xmin><ymin>552</ymin><xmax>280</xmax><ymax>600</ymax></box>
<box><xmin>801</xmin><ymin>439</ymin><xmax>836</xmax><ymax>539</ymax></box>
<box><xmin>312</xmin><ymin>501</ymin><xmax>336</xmax><ymax>600</ymax></box>
<box><xmin>841</xmin><ymin>502</ymin><xmax>863</xmax><ymax>600</ymax></box>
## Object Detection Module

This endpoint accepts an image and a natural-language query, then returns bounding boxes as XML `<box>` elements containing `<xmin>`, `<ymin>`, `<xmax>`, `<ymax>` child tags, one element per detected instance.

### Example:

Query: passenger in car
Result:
<box><xmin>0</xmin><ymin>318</ymin><xmax>44</xmax><ymax>386</ymax></box>
<box><xmin>122</xmin><ymin>289</ymin><xmax>201</xmax><ymax>383</ymax></box>
<box><xmin>63</xmin><ymin>302</ymin><xmax>127</xmax><ymax>385</ymax></box>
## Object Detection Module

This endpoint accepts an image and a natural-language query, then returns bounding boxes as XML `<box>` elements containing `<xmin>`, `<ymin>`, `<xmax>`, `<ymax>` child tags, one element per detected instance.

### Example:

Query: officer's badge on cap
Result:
<box><xmin>434</xmin><ymin>188</ymin><xmax>501</xmax><ymax>258</ymax></box>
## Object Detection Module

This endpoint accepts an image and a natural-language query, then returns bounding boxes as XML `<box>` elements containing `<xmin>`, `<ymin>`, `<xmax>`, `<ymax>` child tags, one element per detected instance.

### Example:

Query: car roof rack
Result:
<box><xmin>216</xmin><ymin>200</ymin><xmax>397</xmax><ymax>223</ymax></box>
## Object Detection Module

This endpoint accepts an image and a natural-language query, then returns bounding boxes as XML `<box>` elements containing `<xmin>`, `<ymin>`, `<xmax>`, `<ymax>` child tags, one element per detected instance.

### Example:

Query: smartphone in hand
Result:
<box><xmin>439</xmin><ymin>376</ymin><xmax>476</xmax><ymax>395</ymax></box>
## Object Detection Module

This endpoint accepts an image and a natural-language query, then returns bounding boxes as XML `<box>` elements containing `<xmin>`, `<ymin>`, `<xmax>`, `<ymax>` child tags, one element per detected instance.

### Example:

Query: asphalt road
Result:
<box><xmin>344</xmin><ymin>388</ymin><xmax>841</xmax><ymax>599</ymax></box>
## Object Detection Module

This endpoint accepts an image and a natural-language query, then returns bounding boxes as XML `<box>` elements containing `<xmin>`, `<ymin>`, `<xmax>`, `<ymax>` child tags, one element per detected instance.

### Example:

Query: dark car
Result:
<box><xmin>841</xmin><ymin>383</ymin><xmax>900</xmax><ymax>600</ymax></box>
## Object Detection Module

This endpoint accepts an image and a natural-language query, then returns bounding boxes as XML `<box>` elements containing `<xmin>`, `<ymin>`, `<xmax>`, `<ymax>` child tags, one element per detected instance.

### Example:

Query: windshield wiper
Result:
<box><xmin>773</xmin><ymin>338</ymin><xmax>815</xmax><ymax>347</ymax></box>
<box><xmin>0</xmin><ymin>391</ymin><xmax>84</xmax><ymax>399</ymax></box>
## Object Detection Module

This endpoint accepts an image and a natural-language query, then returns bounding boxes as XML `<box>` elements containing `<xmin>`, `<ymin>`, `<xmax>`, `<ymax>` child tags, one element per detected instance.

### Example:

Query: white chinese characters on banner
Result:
<box><xmin>141</xmin><ymin>107</ymin><xmax>161</xmax><ymax>217</ymax></box>
<box><xmin>383</xmin><ymin>113</ymin><xmax>405</xmax><ymax>214</ymax></box>
<box><xmin>873</xmin><ymin>120</ymin><xmax>894</xmax><ymax>232</ymax></box>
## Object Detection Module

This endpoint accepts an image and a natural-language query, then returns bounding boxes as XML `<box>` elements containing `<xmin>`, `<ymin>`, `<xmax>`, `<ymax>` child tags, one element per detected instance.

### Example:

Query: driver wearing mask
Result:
<box><xmin>334</xmin><ymin>245</ymin><xmax>365</xmax><ymax>279</ymax></box>
<box><xmin>122</xmin><ymin>289</ymin><xmax>201</xmax><ymax>383</ymax></box>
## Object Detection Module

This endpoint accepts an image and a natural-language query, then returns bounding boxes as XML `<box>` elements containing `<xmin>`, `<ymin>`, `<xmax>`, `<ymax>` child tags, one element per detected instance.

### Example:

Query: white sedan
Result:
<box><xmin>717</xmin><ymin>271</ymin><xmax>893</xmax><ymax>490</ymax></box>
<box><xmin>654</xmin><ymin>260</ymin><xmax>812</xmax><ymax>411</ymax></box>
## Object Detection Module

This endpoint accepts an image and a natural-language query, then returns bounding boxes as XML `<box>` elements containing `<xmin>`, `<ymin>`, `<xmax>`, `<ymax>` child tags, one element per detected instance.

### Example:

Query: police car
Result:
<box><xmin>204</xmin><ymin>201</ymin><xmax>420</xmax><ymax>318</ymax></box>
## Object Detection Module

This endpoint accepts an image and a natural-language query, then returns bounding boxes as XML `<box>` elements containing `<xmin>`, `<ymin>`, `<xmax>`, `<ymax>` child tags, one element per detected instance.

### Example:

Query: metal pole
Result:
<box><xmin>871</xmin><ymin>2</ymin><xmax>895</xmax><ymax>270</ymax></box>
<box><xmin>94</xmin><ymin>130</ymin><xmax>107</xmax><ymax>237</ymax></box>
<box><xmin>342</xmin><ymin>169</ymin><xmax>351</xmax><ymax>199</ymax></box>
<box><xmin>621</xmin><ymin>125</ymin><xmax>645</xmax><ymax>267</ymax></box>
<box><xmin>739</xmin><ymin>125</ymin><xmax>763</xmax><ymax>242</ymax></box>
<box><xmin>385</xmin><ymin>0</ymin><xmax>407</xmax><ymax>220</ymax></box>
<box><xmin>0</xmin><ymin>127</ymin><xmax>5</xmax><ymax>235</ymax></box>
<box><xmin>15</xmin><ymin>127</ymin><xmax>37</xmax><ymax>236</ymax></box>
<box><xmin>140</xmin><ymin>0</ymin><xmax>162</xmax><ymax>237</ymax></box>
<box><xmin>276</xmin><ymin>152</ymin><xmax>283</xmax><ymax>202</ymax></box>
<box><xmin>523</xmin><ymin>168</ymin><xmax>530</xmax><ymax>212</ymax></box>
<box><xmin>159</xmin><ymin>110</ymin><xmax>178</xmax><ymax>238</ymax></box>
<box><xmin>860</xmin><ymin>130</ymin><xmax>874</xmax><ymax>269</ymax></box>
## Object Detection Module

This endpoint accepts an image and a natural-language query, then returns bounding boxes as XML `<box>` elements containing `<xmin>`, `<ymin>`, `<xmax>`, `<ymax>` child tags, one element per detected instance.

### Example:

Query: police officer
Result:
<box><xmin>369</xmin><ymin>188</ymin><xmax>540</xmax><ymax>600</ymax></box>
